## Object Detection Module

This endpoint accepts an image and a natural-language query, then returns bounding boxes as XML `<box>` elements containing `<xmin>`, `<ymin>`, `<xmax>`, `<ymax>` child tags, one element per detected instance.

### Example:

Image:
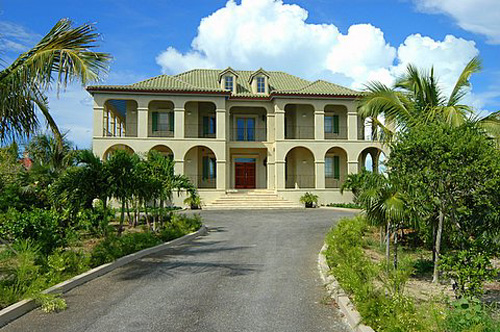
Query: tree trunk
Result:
<box><xmin>119</xmin><ymin>200</ymin><xmax>125</xmax><ymax>235</ymax></box>
<box><xmin>380</xmin><ymin>226</ymin><xmax>384</xmax><ymax>249</ymax></box>
<box><xmin>125</xmin><ymin>200</ymin><xmax>132</xmax><ymax>227</ymax></box>
<box><xmin>393</xmin><ymin>227</ymin><xmax>399</xmax><ymax>270</ymax></box>
<box><xmin>386</xmin><ymin>221</ymin><xmax>391</xmax><ymax>266</ymax></box>
<box><xmin>432</xmin><ymin>220</ymin><xmax>437</xmax><ymax>263</ymax></box>
<box><xmin>433</xmin><ymin>208</ymin><xmax>444</xmax><ymax>283</ymax></box>
<box><xmin>160</xmin><ymin>199</ymin><xmax>164</xmax><ymax>227</ymax></box>
<box><xmin>152</xmin><ymin>200</ymin><xmax>157</xmax><ymax>232</ymax></box>
<box><xmin>144</xmin><ymin>202</ymin><xmax>151</xmax><ymax>231</ymax></box>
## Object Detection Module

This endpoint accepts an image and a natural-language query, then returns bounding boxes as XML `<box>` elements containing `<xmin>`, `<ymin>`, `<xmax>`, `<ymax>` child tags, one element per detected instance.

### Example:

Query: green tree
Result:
<box><xmin>0</xmin><ymin>19</ymin><xmax>110</xmax><ymax>145</ymax></box>
<box><xmin>26</xmin><ymin>133</ymin><xmax>76</xmax><ymax>172</ymax></box>
<box><xmin>388</xmin><ymin>122</ymin><xmax>500</xmax><ymax>282</ymax></box>
<box><xmin>359</xmin><ymin>57</ymin><xmax>500</xmax><ymax>143</ymax></box>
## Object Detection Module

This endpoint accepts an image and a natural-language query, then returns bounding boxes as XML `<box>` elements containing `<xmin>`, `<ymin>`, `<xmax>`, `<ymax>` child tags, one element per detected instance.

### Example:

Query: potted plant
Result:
<box><xmin>300</xmin><ymin>192</ymin><xmax>318</xmax><ymax>208</ymax></box>
<box><xmin>184</xmin><ymin>193</ymin><xmax>202</xmax><ymax>210</ymax></box>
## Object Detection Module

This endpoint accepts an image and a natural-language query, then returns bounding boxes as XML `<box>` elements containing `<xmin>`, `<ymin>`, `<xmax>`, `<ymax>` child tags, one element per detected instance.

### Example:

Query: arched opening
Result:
<box><xmin>324</xmin><ymin>147</ymin><xmax>348</xmax><ymax>188</ymax></box>
<box><xmin>103</xmin><ymin>100</ymin><xmax>138</xmax><ymax>138</ymax></box>
<box><xmin>149</xmin><ymin>145</ymin><xmax>174</xmax><ymax>159</ymax></box>
<box><xmin>148</xmin><ymin>100</ymin><xmax>175</xmax><ymax>137</ymax></box>
<box><xmin>285</xmin><ymin>147</ymin><xmax>315</xmax><ymax>188</ymax></box>
<box><xmin>323</xmin><ymin>105</ymin><xmax>347</xmax><ymax>140</ymax></box>
<box><xmin>284</xmin><ymin>104</ymin><xmax>314</xmax><ymax>139</ymax></box>
<box><xmin>358</xmin><ymin>147</ymin><xmax>383</xmax><ymax>173</ymax></box>
<box><xmin>184</xmin><ymin>146</ymin><xmax>217</xmax><ymax>189</ymax></box>
<box><xmin>184</xmin><ymin>101</ymin><xmax>217</xmax><ymax>139</ymax></box>
<box><xmin>229</xmin><ymin>106</ymin><xmax>267</xmax><ymax>141</ymax></box>
<box><xmin>103</xmin><ymin>144</ymin><xmax>134</xmax><ymax>160</ymax></box>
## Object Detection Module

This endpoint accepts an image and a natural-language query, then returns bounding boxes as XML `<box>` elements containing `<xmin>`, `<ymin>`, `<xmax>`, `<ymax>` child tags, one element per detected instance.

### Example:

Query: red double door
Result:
<box><xmin>235</xmin><ymin>162</ymin><xmax>256</xmax><ymax>189</ymax></box>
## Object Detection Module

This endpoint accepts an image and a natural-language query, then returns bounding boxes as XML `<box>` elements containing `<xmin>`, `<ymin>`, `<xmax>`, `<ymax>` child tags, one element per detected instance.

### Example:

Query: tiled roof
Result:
<box><xmin>87</xmin><ymin>69</ymin><xmax>361</xmax><ymax>97</ymax></box>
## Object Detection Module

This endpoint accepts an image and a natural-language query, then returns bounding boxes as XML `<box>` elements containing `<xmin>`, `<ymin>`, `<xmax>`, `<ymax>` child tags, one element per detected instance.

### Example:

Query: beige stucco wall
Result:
<box><xmin>91</xmin><ymin>91</ymin><xmax>388</xmax><ymax>205</ymax></box>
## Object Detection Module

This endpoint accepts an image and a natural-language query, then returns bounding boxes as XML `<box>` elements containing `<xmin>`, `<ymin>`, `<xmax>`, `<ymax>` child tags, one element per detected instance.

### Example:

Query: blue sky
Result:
<box><xmin>1</xmin><ymin>0</ymin><xmax>499</xmax><ymax>148</ymax></box>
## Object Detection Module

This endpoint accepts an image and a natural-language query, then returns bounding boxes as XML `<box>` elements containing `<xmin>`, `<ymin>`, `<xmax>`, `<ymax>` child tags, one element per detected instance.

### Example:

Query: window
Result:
<box><xmin>202</xmin><ymin>116</ymin><xmax>216</xmax><ymax>137</ymax></box>
<box><xmin>325</xmin><ymin>115</ymin><xmax>339</xmax><ymax>134</ymax></box>
<box><xmin>236</xmin><ymin>118</ymin><xmax>255</xmax><ymax>141</ymax></box>
<box><xmin>325</xmin><ymin>156</ymin><xmax>340</xmax><ymax>179</ymax></box>
<box><xmin>152</xmin><ymin>111</ymin><xmax>174</xmax><ymax>132</ymax></box>
<box><xmin>224</xmin><ymin>76</ymin><xmax>234</xmax><ymax>91</ymax></box>
<box><xmin>256</xmin><ymin>76</ymin><xmax>266</xmax><ymax>93</ymax></box>
<box><xmin>202</xmin><ymin>156</ymin><xmax>216</xmax><ymax>179</ymax></box>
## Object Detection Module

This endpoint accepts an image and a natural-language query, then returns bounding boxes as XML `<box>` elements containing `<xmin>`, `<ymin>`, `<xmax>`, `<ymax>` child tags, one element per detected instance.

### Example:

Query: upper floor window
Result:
<box><xmin>224</xmin><ymin>76</ymin><xmax>234</xmax><ymax>91</ymax></box>
<box><xmin>152</xmin><ymin>111</ymin><xmax>174</xmax><ymax>132</ymax></box>
<box><xmin>256</xmin><ymin>76</ymin><xmax>266</xmax><ymax>93</ymax></box>
<box><xmin>325</xmin><ymin>115</ymin><xmax>339</xmax><ymax>134</ymax></box>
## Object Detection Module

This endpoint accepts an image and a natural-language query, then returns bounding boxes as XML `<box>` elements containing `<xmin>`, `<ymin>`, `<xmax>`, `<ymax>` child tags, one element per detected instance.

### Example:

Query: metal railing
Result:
<box><xmin>325</xmin><ymin>177</ymin><xmax>343</xmax><ymax>188</ymax></box>
<box><xmin>184</xmin><ymin>125</ymin><xmax>216</xmax><ymax>139</ymax></box>
<box><xmin>285</xmin><ymin>126</ymin><xmax>314</xmax><ymax>139</ymax></box>
<box><xmin>324</xmin><ymin>125</ymin><xmax>347</xmax><ymax>140</ymax></box>
<box><xmin>186</xmin><ymin>175</ymin><xmax>216</xmax><ymax>189</ymax></box>
<box><xmin>285</xmin><ymin>175</ymin><xmax>315</xmax><ymax>189</ymax></box>
<box><xmin>230</xmin><ymin>127</ymin><xmax>267</xmax><ymax>141</ymax></box>
<box><xmin>149</xmin><ymin>124</ymin><xmax>174</xmax><ymax>137</ymax></box>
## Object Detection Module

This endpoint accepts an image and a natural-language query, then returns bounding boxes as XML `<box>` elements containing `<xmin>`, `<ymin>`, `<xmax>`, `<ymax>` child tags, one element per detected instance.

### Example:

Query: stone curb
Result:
<box><xmin>0</xmin><ymin>225</ymin><xmax>208</xmax><ymax>328</ymax></box>
<box><xmin>318</xmin><ymin>243</ymin><xmax>375</xmax><ymax>332</ymax></box>
<box><xmin>320</xmin><ymin>206</ymin><xmax>363</xmax><ymax>213</ymax></box>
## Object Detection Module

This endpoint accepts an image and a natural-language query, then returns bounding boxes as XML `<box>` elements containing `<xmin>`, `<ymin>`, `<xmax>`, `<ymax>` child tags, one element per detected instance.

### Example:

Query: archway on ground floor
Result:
<box><xmin>285</xmin><ymin>147</ymin><xmax>315</xmax><ymax>189</ymax></box>
<box><xmin>102</xmin><ymin>144</ymin><xmax>134</xmax><ymax>160</ymax></box>
<box><xmin>324</xmin><ymin>147</ymin><xmax>348</xmax><ymax>188</ymax></box>
<box><xmin>358</xmin><ymin>147</ymin><xmax>384</xmax><ymax>173</ymax></box>
<box><xmin>183</xmin><ymin>146</ymin><xmax>217</xmax><ymax>189</ymax></box>
<box><xmin>149</xmin><ymin>145</ymin><xmax>174</xmax><ymax>159</ymax></box>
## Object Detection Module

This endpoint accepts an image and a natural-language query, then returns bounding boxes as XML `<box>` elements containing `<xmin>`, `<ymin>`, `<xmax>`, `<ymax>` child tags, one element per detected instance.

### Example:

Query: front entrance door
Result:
<box><xmin>235</xmin><ymin>159</ymin><xmax>256</xmax><ymax>189</ymax></box>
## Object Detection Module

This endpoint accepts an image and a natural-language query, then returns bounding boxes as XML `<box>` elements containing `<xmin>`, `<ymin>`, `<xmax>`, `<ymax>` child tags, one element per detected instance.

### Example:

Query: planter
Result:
<box><xmin>305</xmin><ymin>202</ymin><xmax>314</xmax><ymax>208</ymax></box>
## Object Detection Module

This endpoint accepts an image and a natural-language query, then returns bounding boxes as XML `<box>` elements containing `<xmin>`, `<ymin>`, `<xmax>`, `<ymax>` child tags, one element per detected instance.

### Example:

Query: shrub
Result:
<box><xmin>443</xmin><ymin>298</ymin><xmax>500</xmax><ymax>332</ymax></box>
<box><xmin>300</xmin><ymin>192</ymin><xmax>318</xmax><ymax>208</ymax></box>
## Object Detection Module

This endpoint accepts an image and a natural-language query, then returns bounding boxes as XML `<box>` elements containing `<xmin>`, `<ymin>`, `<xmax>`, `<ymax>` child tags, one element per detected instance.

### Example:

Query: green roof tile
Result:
<box><xmin>87</xmin><ymin>69</ymin><xmax>361</xmax><ymax>97</ymax></box>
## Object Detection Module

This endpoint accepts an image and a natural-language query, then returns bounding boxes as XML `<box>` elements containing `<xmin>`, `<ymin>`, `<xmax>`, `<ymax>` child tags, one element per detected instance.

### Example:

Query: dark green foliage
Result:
<box><xmin>325</xmin><ymin>203</ymin><xmax>362</xmax><ymax>209</ymax></box>
<box><xmin>299</xmin><ymin>192</ymin><xmax>318</xmax><ymax>207</ymax></box>
<box><xmin>442</xmin><ymin>298</ymin><xmax>500</xmax><ymax>332</ymax></box>
<box><xmin>441</xmin><ymin>247</ymin><xmax>498</xmax><ymax>299</ymax></box>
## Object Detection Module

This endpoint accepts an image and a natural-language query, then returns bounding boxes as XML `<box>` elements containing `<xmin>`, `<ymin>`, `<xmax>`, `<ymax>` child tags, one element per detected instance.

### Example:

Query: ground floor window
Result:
<box><xmin>325</xmin><ymin>155</ymin><xmax>340</xmax><ymax>179</ymax></box>
<box><xmin>202</xmin><ymin>156</ymin><xmax>216</xmax><ymax>180</ymax></box>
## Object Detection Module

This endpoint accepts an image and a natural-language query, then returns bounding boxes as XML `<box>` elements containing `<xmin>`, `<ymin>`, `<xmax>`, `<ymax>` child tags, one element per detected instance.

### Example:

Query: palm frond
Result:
<box><xmin>447</xmin><ymin>56</ymin><xmax>482</xmax><ymax>107</ymax></box>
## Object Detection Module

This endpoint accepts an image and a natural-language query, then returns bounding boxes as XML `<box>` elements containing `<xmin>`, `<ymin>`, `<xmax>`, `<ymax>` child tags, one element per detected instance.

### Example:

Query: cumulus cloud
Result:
<box><xmin>0</xmin><ymin>21</ymin><xmax>40</xmax><ymax>55</ymax></box>
<box><xmin>156</xmin><ymin>0</ymin><xmax>480</xmax><ymax>93</ymax></box>
<box><xmin>413</xmin><ymin>0</ymin><xmax>500</xmax><ymax>44</ymax></box>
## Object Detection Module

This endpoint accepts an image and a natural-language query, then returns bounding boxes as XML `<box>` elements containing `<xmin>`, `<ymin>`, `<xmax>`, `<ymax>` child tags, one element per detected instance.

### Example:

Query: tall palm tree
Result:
<box><xmin>26</xmin><ymin>133</ymin><xmax>76</xmax><ymax>172</ymax></box>
<box><xmin>0</xmin><ymin>19</ymin><xmax>110</xmax><ymax>145</ymax></box>
<box><xmin>359</xmin><ymin>57</ymin><xmax>500</xmax><ymax>143</ymax></box>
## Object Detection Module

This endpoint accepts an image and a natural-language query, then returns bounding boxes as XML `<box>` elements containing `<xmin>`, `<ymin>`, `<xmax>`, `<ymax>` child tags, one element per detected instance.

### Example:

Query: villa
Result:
<box><xmin>87</xmin><ymin>68</ymin><xmax>385</xmax><ymax>207</ymax></box>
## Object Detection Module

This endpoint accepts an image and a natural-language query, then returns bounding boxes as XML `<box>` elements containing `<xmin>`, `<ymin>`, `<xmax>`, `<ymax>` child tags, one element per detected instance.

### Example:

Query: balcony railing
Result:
<box><xmin>230</xmin><ymin>127</ymin><xmax>267</xmax><ymax>141</ymax></box>
<box><xmin>324</xmin><ymin>125</ymin><xmax>347</xmax><ymax>140</ymax></box>
<box><xmin>285</xmin><ymin>126</ymin><xmax>314</xmax><ymax>139</ymax></box>
<box><xmin>325</xmin><ymin>177</ymin><xmax>343</xmax><ymax>188</ymax></box>
<box><xmin>285</xmin><ymin>175</ymin><xmax>315</xmax><ymax>189</ymax></box>
<box><xmin>186</xmin><ymin>175</ymin><xmax>216</xmax><ymax>189</ymax></box>
<box><xmin>185</xmin><ymin>125</ymin><xmax>216</xmax><ymax>139</ymax></box>
<box><xmin>149</xmin><ymin>124</ymin><xmax>174</xmax><ymax>137</ymax></box>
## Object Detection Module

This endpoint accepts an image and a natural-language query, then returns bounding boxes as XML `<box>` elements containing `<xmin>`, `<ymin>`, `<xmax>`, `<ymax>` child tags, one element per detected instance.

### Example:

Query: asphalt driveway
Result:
<box><xmin>2</xmin><ymin>209</ymin><xmax>353</xmax><ymax>332</ymax></box>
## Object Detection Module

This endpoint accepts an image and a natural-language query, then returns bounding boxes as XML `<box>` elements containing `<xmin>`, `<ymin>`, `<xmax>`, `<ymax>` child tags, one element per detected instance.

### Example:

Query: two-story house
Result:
<box><xmin>87</xmin><ymin>68</ymin><xmax>385</xmax><ymax>208</ymax></box>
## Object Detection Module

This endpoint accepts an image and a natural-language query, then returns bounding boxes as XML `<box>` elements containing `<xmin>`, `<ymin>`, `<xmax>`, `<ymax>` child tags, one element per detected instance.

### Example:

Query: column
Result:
<box><xmin>93</xmin><ymin>104</ymin><xmax>104</xmax><ymax>137</ymax></box>
<box><xmin>348</xmin><ymin>160</ymin><xmax>358</xmax><ymax>174</ymax></box>
<box><xmin>174</xmin><ymin>160</ymin><xmax>184</xmax><ymax>176</ymax></box>
<box><xmin>266</xmin><ymin>113</ymin><xmax>275</xmax><ymax>142</ymax></box>
<box><xmin>137</xmin><ymin>106</ymin><xmax>148</xmax><ymax>138</ymax></box>
<box><xmin>347</xmin><ymin>108</ymin><xmax>358</xmax><ymax>141</ymax></box>
<box><xmin>174</xmin><ymin>107</ymin><xmax>185</xmax><ymax>139</ymax></box>
<box><xmin>275</xmin><ymin>105</ymin><xmax>285</xmax><ymax>140</ymax></box>
<box><xmin>315</xmin><ymin>160</ymin><xmax>325</xmax><ymax>189</ymax></box>
<box><xmin>275</xmin><ymin>160</ymin><xmax>286</xmax><ymax>189</ymax></box>
<box><xmin>216</xmin><ymin>160</ymin><xmax>226</xmax><ymax>190</ymax></box>
<box><xmin>216</xmin><ymin>108</ymin><xmax>226</xmax><ymax>140</ymax></box>
<box><xmin>267</xmin><ymin>148</ymin><xmax>275</xmax><ymax>190</ymax></box>
<box><xmin>314</xmin><ymin>110</ymin><xmax>325</xmax><ymax>140</ymax></box>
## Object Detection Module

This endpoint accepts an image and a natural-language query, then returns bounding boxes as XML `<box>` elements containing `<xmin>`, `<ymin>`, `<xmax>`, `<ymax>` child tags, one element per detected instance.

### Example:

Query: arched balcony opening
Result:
<box><xmin>284</xmin><ymin>104</ymin><xmax>314</xmax><ymax>139</ymax></box>
<box><xmin>285</xmin><ymin>147</ymin><xmax>315</xmax><ymax>188</ymax></box>
<box><xmin>103</xmin><ymin>100</ymin><xmax>138</xmax><ymax>138</ymax></box>
<box><xmin>185</xmin><ymin>101</ymin><xmax>217</xmax><ymax>139</ymax></box>
<box><xmin>324</xmin><ymin>147</ymin><xmax>348</xmax><ymax>188</ymax></box>
<box><xmin>184</xmin><ymin>146</ymin><xmax>217</xmax><ymax>189</ymax></box>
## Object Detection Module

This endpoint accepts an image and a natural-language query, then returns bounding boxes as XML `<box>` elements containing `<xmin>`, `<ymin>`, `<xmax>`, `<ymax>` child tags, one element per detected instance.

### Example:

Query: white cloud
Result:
<box><xmin>413</xmin><ymin>0</ymin><xmax>500</xmax><ymax>44</ymax></box>
<box><xmin>156</xmin><ymin>0</ymin><xmax>480</xmax><ymax>94</ymax></box>
<box><xmin>0</xmin><ymin>21</ymin><xmax>40</xmax><ymax>56</ymax></box>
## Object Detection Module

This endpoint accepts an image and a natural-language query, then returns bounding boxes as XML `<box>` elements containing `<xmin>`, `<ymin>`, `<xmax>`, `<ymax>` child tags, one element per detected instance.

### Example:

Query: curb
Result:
<box><xmin>318</xmin><ymin>243</ymin><xmax>375</xmax><ymax>332</ymax></box>
<box><xmin>320</xmin><ymin>206</ymin><xmax>363</xmax><ymax>213</ymax></box>
<box><xmin>0</xmin><ymin>225</ymin><xmax>208</xmax><ymax>328</ymax></box>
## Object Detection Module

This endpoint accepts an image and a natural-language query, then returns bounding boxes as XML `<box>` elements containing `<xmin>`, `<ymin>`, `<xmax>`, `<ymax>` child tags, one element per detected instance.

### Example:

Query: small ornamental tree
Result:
<box><xmin>388</xmin><ymin>122</ymin><xmax>500</xmax><ymax>282</ymax></box>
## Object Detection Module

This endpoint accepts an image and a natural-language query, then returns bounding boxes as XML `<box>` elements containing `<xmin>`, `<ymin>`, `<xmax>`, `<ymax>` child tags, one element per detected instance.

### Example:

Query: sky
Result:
<box><xmin>1</xmin><ymin>0</ymin><xmax>499</xmax><ymax>148</ymax></box>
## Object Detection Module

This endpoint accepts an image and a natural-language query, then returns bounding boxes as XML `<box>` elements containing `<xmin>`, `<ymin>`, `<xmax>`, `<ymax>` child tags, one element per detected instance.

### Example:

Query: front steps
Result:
<box><xmin>203</xmin><ymin>190</ymin><xmax>303</xmax><ymax>210</ymax></box>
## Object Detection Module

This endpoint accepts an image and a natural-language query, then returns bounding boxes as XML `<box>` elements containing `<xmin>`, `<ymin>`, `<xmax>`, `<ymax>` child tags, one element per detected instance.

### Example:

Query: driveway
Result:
<box><xmin>2</xmin><ymin>209</ymin><xmax>353</xmax><ymax>332</ymax></box>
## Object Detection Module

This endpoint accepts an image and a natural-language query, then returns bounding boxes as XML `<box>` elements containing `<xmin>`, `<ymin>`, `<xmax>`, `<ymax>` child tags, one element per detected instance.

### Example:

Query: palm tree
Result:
<box><xmin>358</xmin><ymin>174</ymin><xmax>406</xmax><ymax>269</ymax></box>
<box><xmin>359</xmin><ymin>57</ymin><xmax>500</xmax><ymax>143</ymax></box>
<box><xmin>26</xmin><ymin>133</ymin><xmax>76</xmax><ymax>172</ymax></box>
<box><xmin>0</xmin><ymin>19</ymin><xmax>110</xmax><ymax>146</ymax></box>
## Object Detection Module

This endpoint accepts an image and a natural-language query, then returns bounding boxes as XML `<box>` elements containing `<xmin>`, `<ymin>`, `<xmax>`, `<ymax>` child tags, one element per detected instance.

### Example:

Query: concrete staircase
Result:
<box><xmin>203</xmin><ymin>190</ymin><xmax>303</xmax><ymax>210</ymax></box>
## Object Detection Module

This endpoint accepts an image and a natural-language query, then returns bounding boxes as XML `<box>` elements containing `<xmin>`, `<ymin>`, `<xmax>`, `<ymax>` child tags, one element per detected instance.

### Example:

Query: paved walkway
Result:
<box><xmin>2</xmin><ymin>209</ymin><xmax>353</xmax><ymax>332</ymax></box>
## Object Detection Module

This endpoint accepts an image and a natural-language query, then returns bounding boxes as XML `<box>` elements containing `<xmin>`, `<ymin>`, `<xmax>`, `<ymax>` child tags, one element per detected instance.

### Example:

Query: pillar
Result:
<box><xmin>347</xmin><ymin>106</ymin><xmax>358</xmax><ymax>140</ymax></box>
<box><xmin>266</xmin><ymin>113</ymin><xmax>275</xmax><ymax>142</ymax></box>
<box><xmin>174</xmin><ymin>160</ymin><xmax>184</xmax><ymax>176</ymax></box>
<box><xmin>314</xmin><ymin>110</ymin><xmax>325</xmax><ymax>140</ymax></box>
<box><xmin>216</xmin><ymin>108</ymin><xmax>226</xmax><ymax>140</ymax></box>
<box><xmin>137</xmin><ymin>106</ymin><xmax>148</xmax><ymax>138</ymax></box>
<box><xmin>348</xmin><ymin>160</ymin><xmax>358</xmax><ymax>174</ymax></box>
<box><xmin>275</xmin><ymin>160</ymin><xmax>285</xmax><ymax>189</ymax></box>
<box><xmin>216</xmin><ymin>160</ymin><xmax>226</xmax><ymax>190</ymax></box>
<box><xmin>275</xmin><ymin>105</ymin><xmax>285</xmax><ymax>141</ymax></box>
<box><xmin>315</xmin><ymin>160</ymin><xmax>325</xmax><ymax>189</ymax></box>
<box><xmin>174</xmin><ymin>107</ymin><xmax>185</xmax><ymax>139</ymax></box>
<box><xmin>93</xmin><ymin>104</ymin><xmax>104</xmax><ymax>137</ymax></box>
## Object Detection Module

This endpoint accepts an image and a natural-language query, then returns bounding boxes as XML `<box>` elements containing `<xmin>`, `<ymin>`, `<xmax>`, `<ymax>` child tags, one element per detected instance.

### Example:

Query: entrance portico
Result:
<box><xmin>229</xmin><ymin>148</ymin><xmax>268</xmax><ymax>189</ymax></box>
